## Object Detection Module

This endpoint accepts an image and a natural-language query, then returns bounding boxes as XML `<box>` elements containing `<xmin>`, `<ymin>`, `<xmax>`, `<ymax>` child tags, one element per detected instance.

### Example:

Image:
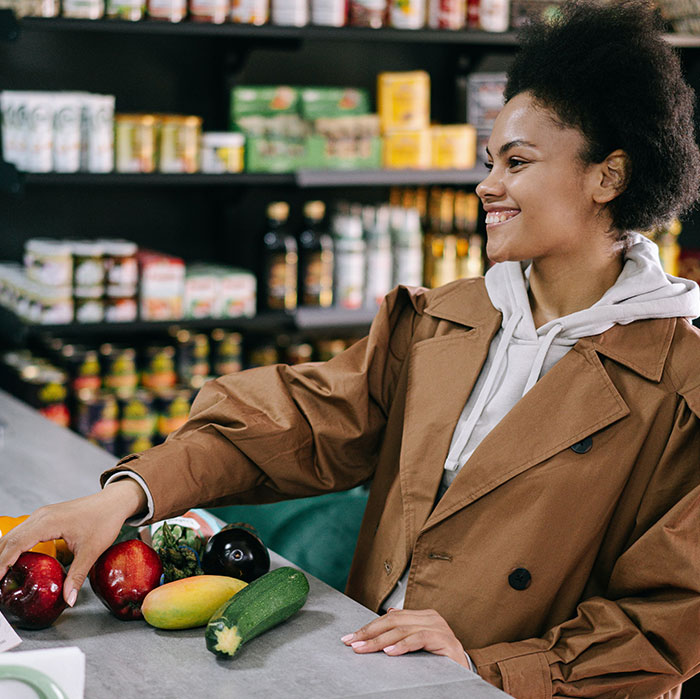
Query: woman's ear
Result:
<box><xmin>592</xmin><ymin>149</ymin><xmax>630</xmax><ymax>204</ymax></box>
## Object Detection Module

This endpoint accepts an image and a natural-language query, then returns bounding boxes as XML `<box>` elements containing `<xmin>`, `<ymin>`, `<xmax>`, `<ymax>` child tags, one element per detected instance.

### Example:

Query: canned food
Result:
<box><xmin>61</xmin><ymin>345</ymin><xmax>102</xmax><ymax>396</ymax></box>
<box><xmin>247</xmin><ymin>343</ymin><xmax>279</xmax><ymax>368</ymax></box>
<box><xmin>230</xmin><ymin>0</ymin><xmax>269</xmax><ymax>24</ymax></box>
<box><xmin>190</xmin><ymin>0</ymin><xmax>229</xmax><ymax>22</ymax></box>
<box><xmin>22</xmin><ymin>365</ymin><xmax>70</xmax><ymax>428</ymax></box>
<box><xmin>74</xmin><ymin>288</ymin><xmax>105</xmax><ymax>324</ymax></box>
<box><xmin>115</xmin><ymin>114</ymin><xmax>157</xmax><ymax>174</ymax></box>
<box><xmin>104</xmin><ymin>290</ymin><xmax>138</xmax><ymax>323</ymax></box>
<box><xmin>72</xmin><ymin>240</ymin><xmax>105</xmax><ymax>289</ymax></box>
<box><xmin>62</xmin><ymin>0</ymin><xmax>104</xmax><ymax>18</ymax></box>
<box><xmin>101</xmin><ymin>239</ymin><xmax>138</xmax><ymax>289</ymax></box>
<box><xmin>100</xmin><ymin>344</ymin><xmax>138</xmax><ymax>398</ymax></box>
<box><xmin>142</xmin><ymin>345</ymin><xmax>177</xmax><ymax>391</ymax></box>
<box><xmin>200</xmin><ymin>132</ymin><xmax>245</xmax><ymax>174</ymax></box>
<box><xmin>106</xmin><ymin>0</ymin><xmax>145</xmax><ymax>19</ymax></box>
<box><xmin>156</xmin><ymin>387</ymin><xmax>193</xmax><ymax>440</ymax></box>
<box><xmin>76</xmin><ymin>390</ymin><xmax>119</xmax><ymax>453</ymax></box>
<box><xmin>211</xmin><ymin>329</ymin><xmax>243</xmax><ymax>376</ymax></box>
<box><xmin>14</xmin><ymin>0</ymin><xmax>60</xmax><ymax>17</ymax></box>
<box><xmin>428</xmin><ymin>0</ymin><xmax>465</xmax><ymax>29</ymax></box>
<box><xmin>24</xmin><ymin>238</ymin><xmax>73</xmax><ymax>287</ymax></box>
<box><xmin>285</xmin><ymin>342</ymin><xmax>313</xmax><ymax>365</ymax></box>
<box><xmin>315</xmin><ymin>338</ymin><xmax>347</xmax><ymax>361</ymax></box>
<box><xmin>148</xmin><ymin>0</ymin><xmax>187</xmax><ymax>21</ymax></box>
<box><xmin>158</xmin><ymin>115</ymin><xmax>202</xmax><ymax>174</ymax></box>
<box><xmin>119</xmin><ymin>389</ymin><xmax>157</xmax><ymax>455</ymax></box>
<box><xmin>175</xmin><ymin>330</ymin><xmax>210</xmax><ymax>387</ymax></box>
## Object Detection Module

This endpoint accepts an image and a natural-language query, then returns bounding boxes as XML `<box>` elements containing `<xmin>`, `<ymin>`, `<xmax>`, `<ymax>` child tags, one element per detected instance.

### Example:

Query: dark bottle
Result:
<box><xmin>298</xmin><ymin>200</ymin><xmax>334</xmax><ymax>308</ymax></box>
<box><xmin>260</xmin><ymin>201</ymin><xmax>298</xmax><ymax>311</ymax></box>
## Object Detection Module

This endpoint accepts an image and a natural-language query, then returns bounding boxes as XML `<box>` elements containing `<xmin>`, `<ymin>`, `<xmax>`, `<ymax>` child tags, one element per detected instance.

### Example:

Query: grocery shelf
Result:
<box><xmin>296</xmin><ymin>167</ymin><xmax>489</xmax><ymax>187</ymax></box>
<box><xmin>20</xmin><ymin>171</ymin><xmax>296</xmax><ymax>187</ymax></box>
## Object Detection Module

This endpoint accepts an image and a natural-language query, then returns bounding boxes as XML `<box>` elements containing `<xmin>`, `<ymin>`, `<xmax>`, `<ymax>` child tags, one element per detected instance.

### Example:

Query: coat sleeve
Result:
<box><xmin>100</xmin><ymin>286</ymin><xmax>420</xmax><ymax>523</ymax></box>
<box><xmin>467</xmin><ymin>389</ymin><xmax>700</xmax><ymax>699</ymax></box>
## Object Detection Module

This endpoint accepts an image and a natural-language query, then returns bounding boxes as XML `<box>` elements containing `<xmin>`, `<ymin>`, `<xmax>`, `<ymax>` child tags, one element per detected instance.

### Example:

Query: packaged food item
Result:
<box><xmin>210</xmin><ymin>329</ymin><xmax>243</xmax><ymax>375</ymax></box>
<box><xmin>465</xmin><ymin>72</ymin><xmax>507</xmax><ymax>131</ymax></box>
<box><xmin>428</xmin><ymin>0</ymin><xmax>466</xmax><ymax>28</ymax></box>
<box><xmin>105</xmin><ymin>286</ymin><xmax>138</xmax><ymax>323</ymax></box>
<box><xmin>230</xmin><ymin>0</ymin><xmax>269</xmax><ymax>24</ymax></box>
<box><xmin>80</xmin><ymin>94</ymin><xmax>115</xmax><ymax>174</ymax></box>
<box><xmin>298</xmin><ymin>200</ymin><xmax>334</xmax><ymax>308</ymax></box>
<box><xmin>349</xmin><ymin>0</ymin><xmax>387</xmax><ymax>26</ymax></box>
<box><xmin>333</xmin><ymin>212</ymin><xmax>365</xmax><ymax>310</ymax></box>
<box><xmin>174</xmin><ymin>330</ymin><xmax>210</xmax><ymax>386</ymax></box>
<box><xmin>138</xmin><ymin>250</ymin><xmax>185</xmax><ymax>321</ymax></box>
<box><xmin>106</xmin><ymin>0</ymin><xmax>145</xmax><ymax>19</ymax></box>
<box><xmin>23</xmin><ymin>365</ymin><xmax>70</xmax><ymax>428</ymax></box>
<box><xmin>383</xmin><ymin>129</ymin><xmax>432</xmax><ymax>169</ymax></box>
<box><xmin>430</xmin><ymin>124</ymin><xmax>477</xmax><ymax>169</ymax></box>
<box><xmin>388</xmin><ymin>0</ymin><xmax>426</xmax><ymax>28</ymax></box>
<box><xmin>52</xmin><ymin>93</ymin><xmax>83</xmax><ymax>173</ymax></box>
<box><xmin>62</xmin><ymin>0</ymin><xmax>104</xmax><ymax>18</ymax></box>
<box><xmin>183</xmin><ymin>266</ymin><xmax>217</xmax><ymax>319</ymax></box>
<box><xmin>364</xmin><ymin>205</ymin><xmax>393</xmax><ymax>308</ymax></box>
<box><xmin>377</xmin><ymin>71</ymin><xmax>431</xmax><ymax>133</ymax></box>
<box><xmin>72</xmin><ymin>240</ymin><xmax>105</xmax><ymax>290</ymax></box>
<box><xmin>155</xmin><ymin>387</ymin><xmax>194</xmax><ymax>441</ymax></box>
<box><xmin>142</xmin><ymin>345</ymin><xmax>177</xmax><ymax>391</ymax></box>
<box><xmin>159</xmin><ymin>115</ymin><xmax>202</xmax><ymax>174</ymax></box>
<box><xmin>190</xmin><ymin>0</ymin><xmax>229</xmax><ymax>22</ymax></box>
<box><xmin>0</xmin><ymin>92</ymin><xmax>21</xmax><ymax>169</ymax></box>
<box><xmin>118</xmin><ymin>389</ymin><xmax>157</xmax><ymax>454</ymax></box>
<box><xmin>61</xmin><ymin>345</ymin><xmax>102</xmax><ymax>397</ymax></box>
<box><xmin>37</xmin><ymin>284</ymin><xmax>74</xmax><ymax>325</ymax></box>
<box><xmin>74</xmin><ymin>286</ymin><xmax>104</xmax><ymax>324</ymax></box>
<box><xmin>101</xmin><ymin>344</ymin><xmax>139</xmax><ymax>397</ymax></box>
<box><xmin>76</xmin><ymin>390</ymin><xmax>119</xmax><ymax>453</ymax></box>
<box><xmin>200</xmin><ymin>132</ymin><xmax>245</xmax><ymax>174</ymax></box>
<box><xmin>299</xmin><ymin>87</ymin><xmax>370</xmax><ymax>121</ymax></box>
<box><xmin>24</xmin><ymin>238</ymin><xmax>73</xmax><ymax>287</ymax></box>
<box><xmin>14</xmin><ymin>0</ymin><xmax>60</xmax><ymax>17</ymax></box>
<box><xmin>479</xmin><ymin>0</ymin><xmax>510</xmax><ymax>31</ymax></box>
<box><xmin>101</xmin><ymin>239</ymin><xmax>138</xmax><ymax>290</ymax></box>
<box><xmin>115</xmin><ymin>114</ymin><xmax>157</xmax><ymax>173</ymax></box>
<box><xmin>285</xmin><ymin>342</ymin><xmax>313</xmax><ymax>365</ymax></box>
<box><xmin>147</xmin><ymin>0</ymin><xmax>187</xmax><ymax>20</ymax></box>
<box><xmin>271</xmin><ymin>0</ymin><xmax>308</xmax><ymax>25</ymax></box>
<box><xmin>214</xmin><ymin>267</ymin><xmax>256</xmax><ymax>318</ymax></box>
<box><xmin>23</xmin><ymin>92</ymin><xmax>55</xmax><ymax>173</ymax></box>
<box><xmin>311</xmin><ymin>0</ymin><xmax>348</xmax><ymax>25</ymax></box>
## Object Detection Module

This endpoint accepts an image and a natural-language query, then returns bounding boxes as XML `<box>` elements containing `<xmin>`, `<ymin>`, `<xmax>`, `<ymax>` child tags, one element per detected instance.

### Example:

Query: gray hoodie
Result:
<box><xmin>382</xmin><ymin>232</ymin><xmax>700</xmax><ymax>612</ymax></box>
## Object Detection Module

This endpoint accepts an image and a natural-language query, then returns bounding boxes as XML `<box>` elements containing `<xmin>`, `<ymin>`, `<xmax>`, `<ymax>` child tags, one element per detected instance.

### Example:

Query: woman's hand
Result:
<box><xmin>0</xmin><ymin>479</ymin><xmax>148</xmax><ymax>607</ymax></box>
<box><xmin>341</xmin><ymin>608</ymin><xmax>471</xmax><ymax>668</ymax></box>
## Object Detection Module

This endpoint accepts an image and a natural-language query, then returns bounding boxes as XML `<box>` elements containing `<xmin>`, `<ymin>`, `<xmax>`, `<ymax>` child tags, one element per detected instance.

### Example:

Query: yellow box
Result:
<box><xmin>377</xmin><ymin>71</ymin><xmax>431</xmax><ymax>134</ymax></box>
<box><xmin>383</xmin><ymin>129</ymin><xmax>432</xmax><ymax>170</ymax></box>
<box><xmin>431</xmin><ymin>124</ymin><xmax>477</xmax><ymax>169</ymax></box>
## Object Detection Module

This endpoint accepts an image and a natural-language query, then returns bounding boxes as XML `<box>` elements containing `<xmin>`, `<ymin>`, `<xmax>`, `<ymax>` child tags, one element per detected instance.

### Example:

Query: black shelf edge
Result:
<box><xmin>21</xmin><ymin>172</ymin><xmax>295</xmax><ymax>186</ymax></box>
<box><xmin>296</xmin><ymin>167</ymin><xmax>489</xmax><ymax>187</ymax></box>
<box><xmin>294</xmin><ymin>307</ymin><xmax>376</xmax><ymax>329</ymax></box>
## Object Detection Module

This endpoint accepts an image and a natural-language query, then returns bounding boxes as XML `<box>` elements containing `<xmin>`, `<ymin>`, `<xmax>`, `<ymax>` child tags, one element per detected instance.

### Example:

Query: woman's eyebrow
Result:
<box><xmin>485</xmin><ymin>140</ymin><xmax>539</xmax><ymax>158</ymax></box>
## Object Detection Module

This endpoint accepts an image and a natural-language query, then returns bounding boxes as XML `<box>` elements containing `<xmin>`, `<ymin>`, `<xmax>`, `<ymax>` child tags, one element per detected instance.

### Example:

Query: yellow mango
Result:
<box><xmin>142</xmin><ymin>575</ymin><xmax>248</xmax><ymax>629</ymax></box>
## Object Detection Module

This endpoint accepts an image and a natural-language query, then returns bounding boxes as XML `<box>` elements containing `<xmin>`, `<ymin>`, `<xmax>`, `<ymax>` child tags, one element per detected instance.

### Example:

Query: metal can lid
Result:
<box><xmin>71</xmin><ymin>240</ymin><xmax>104</xmax><ymax>257</ymax></box>
<box><xmin>25</xmin><ymin>238</ymin><xmax>73</xmax><ymax>257</ymax></box>
<box><xmin>98</xmin><ymin>239</ymin><xmax>138</xmax><ymax>257</ymax></box>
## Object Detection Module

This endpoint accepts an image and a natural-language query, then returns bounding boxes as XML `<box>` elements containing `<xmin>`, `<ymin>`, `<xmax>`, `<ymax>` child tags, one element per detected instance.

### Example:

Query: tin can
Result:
<box><xmin>101</xmin><ymin>239</ymin><xmax>138</xmax><ymax>289</ymax></box>
<box><xmin>315</xmin><ymin>338</ymin><xmax>347</xmax><ymax>361</ymax></box>
<box><xmin>389</xmin><ymin>0</ymin><xmax>426</xmax><ymax>27</ymax></box>
<box><xmin>190</xmin><ymin>0</ymin><xmax>230</xmax><ymax>22</ymax></box>
<box><xmin>100</xmin><ymin>344</ymin><xmax>139</xmax><ymax>398</ymax></box>
<box><xmin>156</xmin><ymin>387</ymin><xmax>193</xmax><ymax>441</ymax></box>
<box><xmin>104</xmin><ymin>287</ymin><xmax>138</xmax><ymax>323</ymax></box>
<box><xmin>142</xmin><ymin>345</ymin><xmax>177</xmax><ymax>391</ymax></box>
<box><xmin>74</xmin><ymin>288</ymin><xmax>105</xmax><ymax>324</ymax></box>
<box><xmin>62</xmin><ymin>0</ymin><xmax>104</xmax><ymax>18</ymax></box>
<box><xmin>118</xmin><ymin>389</ymin><xmax>157</xmax><ymax>454</ymax></box>
<box><xmin>148</xmin><ymin>0</ymin><xmax>187</xmax><ymax>20</ymax></box>
<box><xmin>174</xmin><ymin>330</ymin><xmax>210</xmax><ymax>386</ymax></box>
<box><xmin>106</xmin><ymin>0</ymin><xmax>145</xmax><ymax>19</ymax></box>
<box><xmin>158</xmin><ymin>115</ymin><xmax>202</xmax><ymax>174</ymax></box>
<box><xmin>311</xmin><ymin>0</ymin><xmax>347</xmax><ymax>25</ymax></box>
<box><xmin>115</xmin><ymin>114</ymin><xmax>157</xmax><ymax>173</ymax></box>
<box><xmin>23</xmin><ymin>365</ymin><xmax>70</xmax><ymax>429</ymax></box>
<box><xmin>230</xmin><ymin>0</ymin><xmax>269</xmax><ymax>24</ymax></box>
<box><xmin>211</xmin><ymin>329</ymin><xmax>243</xmax><ymax>376</ymax></box>
<box><xmin>271</xmin><ymin>0</ymin><xmax>308</xmax><ymax>25</ymax></box>
<box><xmin>76</xmin><ymin>390</ymin><xmax>119</xmax><ymax>453</ymax></box>
<box><xmin>428</xmin><ymin>0</ymin><xmax>466</xmax><ymax>28</ymax></box>
<box><xmin>248</xmin><ymin>343</ymin><xmax>279</xmax><ymax>368</ymax></box>
<box><xmin>61</xmin><ymin>345</ymin><xmax>102</xmax><ymax>397</ymax></box>
<box><xmin>349</xmin><ymin>0</ymin><xmax>387</xmax><ymax>27</ymax></box>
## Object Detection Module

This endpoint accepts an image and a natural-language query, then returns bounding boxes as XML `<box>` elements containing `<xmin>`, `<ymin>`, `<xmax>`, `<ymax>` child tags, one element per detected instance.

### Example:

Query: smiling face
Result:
<box><xmin>476</xmin><ymin>92</ymin><xmax>613</xmax><ymax>265</ymax></box>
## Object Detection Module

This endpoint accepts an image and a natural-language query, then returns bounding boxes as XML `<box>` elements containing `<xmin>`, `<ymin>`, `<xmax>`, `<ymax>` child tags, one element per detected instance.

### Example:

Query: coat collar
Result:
<box><xmin>419</xmin><ymin>278</ymin><xmax>677</xmax><ymax>382</ymax></box>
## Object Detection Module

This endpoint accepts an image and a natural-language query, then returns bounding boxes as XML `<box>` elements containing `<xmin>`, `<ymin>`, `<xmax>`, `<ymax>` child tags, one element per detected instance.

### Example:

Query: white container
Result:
<box><xmin>333</xmin><ymin>214</ymin><xmax>366</xmax><ymax>310</ymax></box>
<box><xmin>37</xmin><ymin>284</ymin><xmax>74</xmax><ymax>325</ymax></box>
<box><xmin>365</xmin><ymin>205</ymin><xmax>393</xmax><ymax>308</ymax></box>
<box><xmin>100</xmin><ymin>239</ymin><xmax>139</xmax><ymax>288</ymax></box>
<box><xmin>0</xmin><ymin>91</ymin><xmax>21</xmax><ymax>168</ymax></box>
<box><xmin>52</xmin><ymin>93</ymin><xmax>83</xmax><ymax>173</ymax></box>
<box><xmin>391</xmin><ymin>207</ymin><xmax>423</xmax><ymax>287</ymax></box>
<box><xmin>106</xmin><ymin>0</ymin><xmax>146</xmax><ymax>19</ymax></box>
<box><xmin>389</xmin><ymin>0</ymin><xmax>425</xmax><ymax>28</ymax></box>
<box><xmin>80</xmin><ymin>94</ymin><xmax>115</xmax><ymax>173</ymax></box>
<box><xmin>200</xmin><ymin>132</ymin><xmax>245</xmax><ymax>173</ymax></box>
<box><xmin>24</xmin><ymin>92</ymin><xmax>55</xmax><ymax>173</ymax></box>
<box><xmin>71</xmin><ymin>240</ymin><xmax>105</xmax><ymax>288</ymax></box>
<box><xmin>24</xmin><ymin>238</ymin><xmax>74</xmax><ymax>287</ymax></box>
<box><xmin>14</xmin><ymin>0</ymin><xmax>60</xmax><ymax>17</ymax></box>
<box><xmin>479</xmin><ymin>0</ymin><xmax>509</xmax><ymax>32</ymax></box>
<box><xmin>63</xmin><ymin>0</ymin><xmax>104</xmax><ymax>18</ymax></box>
<box><xmin>271</xmin><ymin>0</ymin><xmax>309</xmax><ymax>26</ymax></box>
<box><xmin>190</xmin><ymin>0</ymin><xmax>230</xmax><ymax>22</ymax></box>
<box><xmin>230</xmin><ymin>0</ymin><xmax>269</xmax><ymax>24</ymax></box>
<box><xmin>311</xmin><ymin>0</ymin><xmax>346</xmax><ymax>25</ymax></box>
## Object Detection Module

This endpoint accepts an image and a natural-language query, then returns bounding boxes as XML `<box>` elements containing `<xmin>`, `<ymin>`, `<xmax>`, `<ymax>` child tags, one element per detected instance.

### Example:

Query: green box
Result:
<box><xmin>245</xmin><ymin>136</ymin><xmax>307</xmax><ymax>173</ymax></box>
<box><xmin>300</xmin><ymin>87</ymin><xmax>371</xmax><ymax>121</ymax></box>
<box><xmin>230</xmin><ymin>86</ymin><xmax>301</xmax><ymax>128</ymax></box>
<box><xmin>303</xmin><ymin>134</ymin><xmax>382</xmax><ymax>170</ymax></box>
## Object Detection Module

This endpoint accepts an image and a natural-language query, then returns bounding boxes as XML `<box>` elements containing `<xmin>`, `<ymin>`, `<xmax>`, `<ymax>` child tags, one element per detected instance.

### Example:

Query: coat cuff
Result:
<box><xmin>468</xmin><ymin>641</ymin><xmax>552</xmax><ymax>699</ymax></box>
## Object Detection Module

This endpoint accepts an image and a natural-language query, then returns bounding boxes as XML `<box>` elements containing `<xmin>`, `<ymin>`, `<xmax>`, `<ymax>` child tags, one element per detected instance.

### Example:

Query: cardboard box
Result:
<box><xmin>138</xmin><ymin>250</ymin><xmax>184</xmax><ymax>321</ymax></box>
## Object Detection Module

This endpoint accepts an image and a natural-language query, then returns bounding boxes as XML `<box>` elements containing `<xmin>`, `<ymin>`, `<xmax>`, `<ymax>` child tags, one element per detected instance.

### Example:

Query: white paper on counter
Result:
<box><xmin>0</xmin><ymin>646</ymin><xmax>85</xmax><ymax>699</ymax></box>
<box><xmin>0</xmin><ymin>611</ymin><xmax>21</xmax><ymax>652</ymax></box>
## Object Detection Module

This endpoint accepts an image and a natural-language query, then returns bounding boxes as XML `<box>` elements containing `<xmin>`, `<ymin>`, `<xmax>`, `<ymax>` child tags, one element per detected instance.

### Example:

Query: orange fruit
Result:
<box><xmin>0</xmin><ymin>515</ymin><xmax>58</xmax><ymax>559</ymax></box>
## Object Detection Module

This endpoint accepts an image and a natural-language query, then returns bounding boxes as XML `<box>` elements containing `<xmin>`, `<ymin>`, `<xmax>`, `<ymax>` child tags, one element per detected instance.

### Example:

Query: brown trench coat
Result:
<box><xmin>103</xmin><ymin>278</ymin><xmax>700</xmax><ymax>699</ymax></box>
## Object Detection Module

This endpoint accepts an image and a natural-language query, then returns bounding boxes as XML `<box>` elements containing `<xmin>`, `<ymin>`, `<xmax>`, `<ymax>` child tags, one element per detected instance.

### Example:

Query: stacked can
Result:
<box><xmin>102</xmin><ymin>239</ymin><xmax>138</xmax><ymax>323</ymax></box>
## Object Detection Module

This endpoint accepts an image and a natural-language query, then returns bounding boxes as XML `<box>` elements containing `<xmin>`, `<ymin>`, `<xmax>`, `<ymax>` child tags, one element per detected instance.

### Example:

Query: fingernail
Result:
<box><xmin>351</xmin><ymin>641</ymin><xmax>366</xmax><ymax>649</ymax></box>
<box><xmin>341</xmin><ymin>634</ymin><xmax>354</xmax><ymax>642</ymax></box>
<box><xmin>383</xmin><ymin>645</ymin><xmax>396</xmax><ymax>653</ymax></box>
<box><xmin>67</xmin><ymin>589</ymin><xmax>77</xmax><ymax>607</ymax></box>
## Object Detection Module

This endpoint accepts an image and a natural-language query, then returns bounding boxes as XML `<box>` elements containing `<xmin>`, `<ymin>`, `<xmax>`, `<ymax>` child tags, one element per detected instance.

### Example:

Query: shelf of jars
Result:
<box><xmin>0</xmin><ymin>164</ymin><xmax>491</xmax><ymax>194</ymax></box>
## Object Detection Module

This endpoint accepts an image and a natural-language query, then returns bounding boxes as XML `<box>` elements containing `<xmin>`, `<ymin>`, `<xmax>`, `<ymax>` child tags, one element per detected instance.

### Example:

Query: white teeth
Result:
<box><xmin>485</xmin><ymin>211</ymin><xmax>519</xmax><ymax>225</ymax></box>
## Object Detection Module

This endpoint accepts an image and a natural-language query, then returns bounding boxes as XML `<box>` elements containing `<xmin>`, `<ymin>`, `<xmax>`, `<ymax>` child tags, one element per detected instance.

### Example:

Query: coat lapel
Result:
<box><xmin>424</xmin><ymin>341</ymin><xmax>631</xmax><ymax>531</ymax></box>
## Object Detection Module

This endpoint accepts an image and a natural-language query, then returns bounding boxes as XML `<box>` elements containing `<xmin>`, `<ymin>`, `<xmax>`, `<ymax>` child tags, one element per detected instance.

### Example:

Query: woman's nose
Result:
<box><xmin>476</xmin><ymin>167</ymin><xmax>504</xmax><ymax>201</ymax></box>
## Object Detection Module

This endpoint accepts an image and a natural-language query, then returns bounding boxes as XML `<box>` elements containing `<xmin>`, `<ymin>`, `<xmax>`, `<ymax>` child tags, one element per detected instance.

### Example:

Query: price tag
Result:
<box><xmin>0</xmin><ymin>610</ymin><xmax>21</xmax><ymax>652</ymax></box>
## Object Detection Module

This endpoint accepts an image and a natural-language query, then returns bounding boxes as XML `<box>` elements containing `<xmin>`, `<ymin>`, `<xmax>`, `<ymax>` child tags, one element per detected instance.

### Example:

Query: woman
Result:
<box><xmin>2</xmin><ymin>1</ymin><xmax>700</xmax><ymax>696</ymax></box>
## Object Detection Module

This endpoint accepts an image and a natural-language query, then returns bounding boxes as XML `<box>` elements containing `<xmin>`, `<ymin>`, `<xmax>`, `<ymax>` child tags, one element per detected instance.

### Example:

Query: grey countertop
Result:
<box><xmin>0</xmin><ymin>389</ymin><xmax>510</xmax><ymax>698</ymax></box>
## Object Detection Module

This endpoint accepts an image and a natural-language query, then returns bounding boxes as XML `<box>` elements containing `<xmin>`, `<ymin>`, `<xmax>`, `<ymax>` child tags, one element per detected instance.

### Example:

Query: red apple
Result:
<box><xmin>89</xmin><ymin>539</ymin><xmax>163</xmax><ymax>620</ymax></box>
<box><xmin>0</xmin><ymin>552</ymin><xmax>68</xmax><ymax>630</ymax></box>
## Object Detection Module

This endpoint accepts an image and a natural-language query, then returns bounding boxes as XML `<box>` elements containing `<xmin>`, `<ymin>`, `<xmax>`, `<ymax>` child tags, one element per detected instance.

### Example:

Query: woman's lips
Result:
<box><xmin>485</xmin><ymin>210</ymin><xmax>520</xmax><ymax>226</ymax></box>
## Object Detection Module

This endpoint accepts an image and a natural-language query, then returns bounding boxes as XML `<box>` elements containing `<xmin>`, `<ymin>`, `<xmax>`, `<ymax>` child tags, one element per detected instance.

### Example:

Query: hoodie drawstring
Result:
<box><xmin>522</xmin><ymin>323</ymin><xmax>563</xmax><ymax>396</ymax></box>
<box><xmin>444</xmin><ymin>309</ymin><xmax>523</xmax><ymax>472</ymax></box>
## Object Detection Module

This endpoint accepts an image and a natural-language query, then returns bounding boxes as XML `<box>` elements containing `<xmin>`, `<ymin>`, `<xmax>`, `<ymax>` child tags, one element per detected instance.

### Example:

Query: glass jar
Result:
<box><xmin>148</xmin><ymin>0</ymin><xmax>187</xmax><ymax>22</ymax></box>
<box><xmin>159</xmin><ymin>115</ymin><xmax>202</xmax><ymax>174</ymax></box>
<box><xmin>115</xmin><ymin>114</ymin><xmax>158</xmax><ymax>173</ymax></box>
<box><xmin>106</xmin><ymin>0</ymin><xmax>146</xmax><ymax>20</ymax></box>
<box><xmin>200</xmin><ymin>132</ymin><xmax>245</xmax><ymax>174</ymax></box>
<box><xmin>62</xmin><ymin>0</ymin><xmax>104</xmax><ymax>18</ymax></box>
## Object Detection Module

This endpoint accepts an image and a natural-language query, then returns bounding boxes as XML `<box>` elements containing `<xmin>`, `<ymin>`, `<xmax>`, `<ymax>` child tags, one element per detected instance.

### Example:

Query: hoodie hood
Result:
<box><xmin>441</xmin><ymin>233</ymin><xmax>699</xmax><ymax>477</ymax></box>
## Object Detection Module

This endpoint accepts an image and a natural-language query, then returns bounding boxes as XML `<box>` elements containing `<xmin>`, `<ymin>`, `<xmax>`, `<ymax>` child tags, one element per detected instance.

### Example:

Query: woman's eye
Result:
<box><xmin>484</xmin><ymin>162</ymin><xmax>494</xmax><ymax>171</ymax></box>
<box><xmin>508</xmin><ymin>158</ymin><xmax>527</xmax><ymax>169</ymax></box>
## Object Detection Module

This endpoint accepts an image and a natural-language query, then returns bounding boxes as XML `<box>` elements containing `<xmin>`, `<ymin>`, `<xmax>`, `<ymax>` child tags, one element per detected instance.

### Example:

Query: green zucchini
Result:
<box><xmin>205</xmin><ymin>566</ymin><xmax>310</xmax><ymax>658</ymax></box>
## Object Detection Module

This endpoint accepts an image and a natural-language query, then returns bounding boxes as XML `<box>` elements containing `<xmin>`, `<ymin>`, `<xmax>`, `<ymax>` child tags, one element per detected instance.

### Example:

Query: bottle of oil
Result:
<box><xmin>260</xmin><ymin>201</ymin><xmax>297</xmax><ymax>311</ymax></box>
<box><xmin>455</xmin><ymin>192</ymin><xmax>484</xmax><ymax>279</ymax></box>
<box><xmin>431</xmin><ymin>189</ymin><xmax>458</xmax><ymax>288</ymax></box>
<box><xmin>298</xmin><ymin>200</ymin><xmax>334</xmax><ymax>307</ymax></box>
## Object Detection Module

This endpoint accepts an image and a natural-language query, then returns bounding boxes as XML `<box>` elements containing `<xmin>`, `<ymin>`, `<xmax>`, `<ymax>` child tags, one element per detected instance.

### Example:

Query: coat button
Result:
<box><xmin>508</xmin><ymin>567</ymin><xmax>531</xmax><ymax>590</ymax></box>
<box><xmin>570</xmin><ymin>436</ymin><xmax>593</xmax><ymax>454</ymax></box>
<box><xmin>384</xmin><ymin>561</ymin><xmax>392</xmax><ymax>575</ymax></box>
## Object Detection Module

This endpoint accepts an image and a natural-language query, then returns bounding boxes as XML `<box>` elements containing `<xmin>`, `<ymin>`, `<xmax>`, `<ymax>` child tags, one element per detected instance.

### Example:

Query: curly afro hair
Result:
<box><xmin>505</xmin><ymin>0</ymin><xmax>700</xmax><ymax>233</ymax></box>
